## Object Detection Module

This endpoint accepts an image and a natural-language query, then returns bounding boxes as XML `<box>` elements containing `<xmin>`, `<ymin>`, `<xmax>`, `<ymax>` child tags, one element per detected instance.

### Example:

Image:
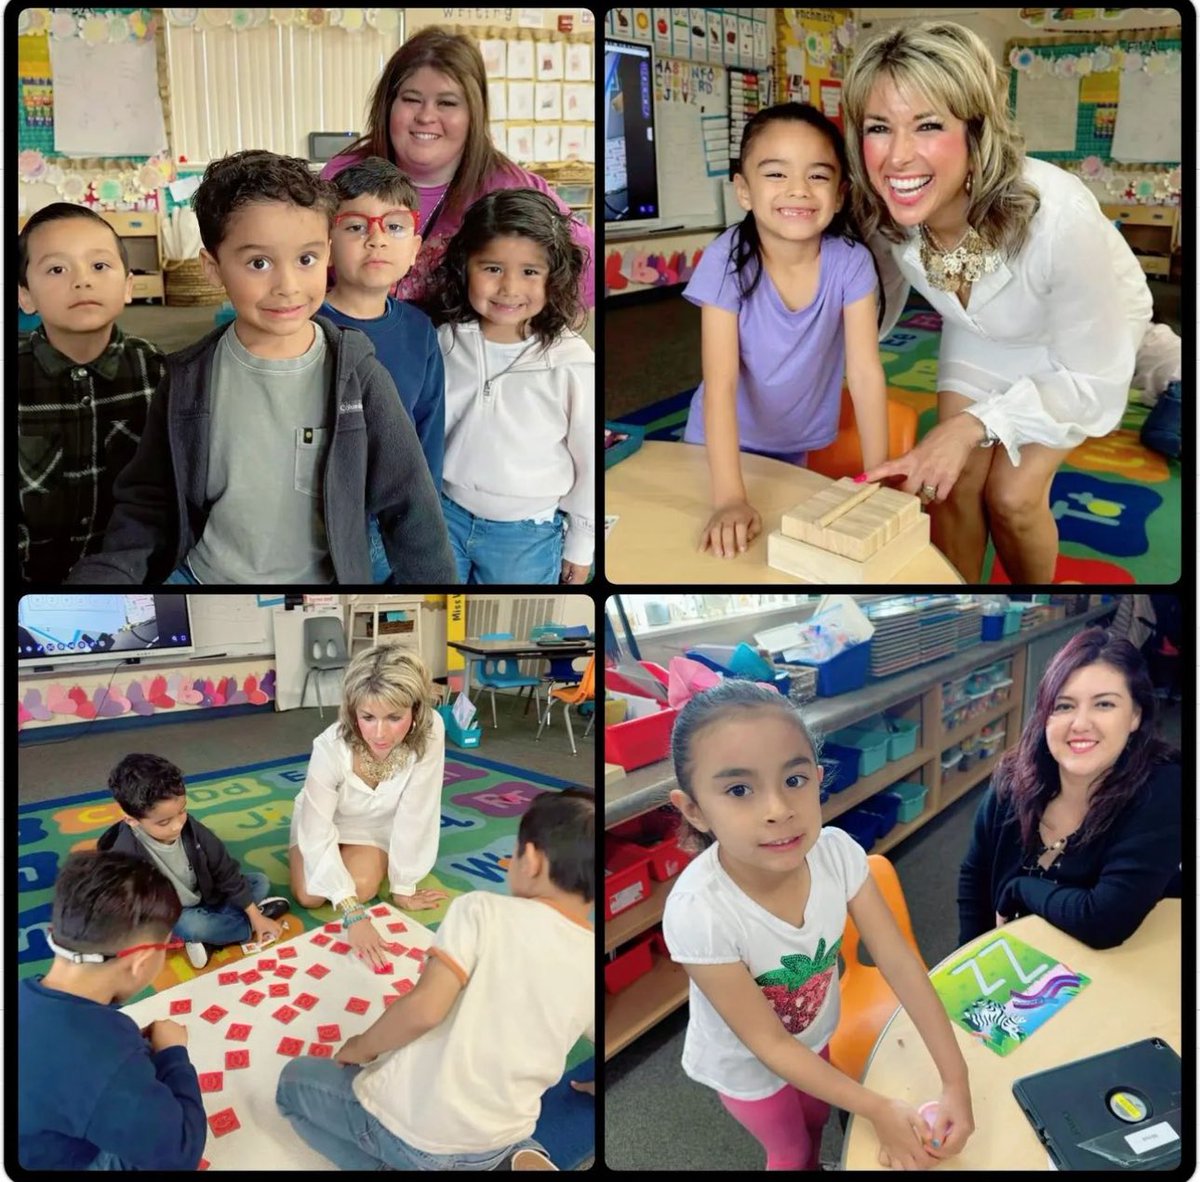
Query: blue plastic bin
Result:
<box><xmin>821</xmin><ymin>742</ymin><xmax>861</xmax><ymax>794</ymax></box>
<box><xmin>981</xmin><ymin>615</ymin><xmax>1004</xmax><ymax>641</ymax></box>
<box><xmin>605</xmin><ymin>420</ymin><xmax>645</xmax><ymax>469</ymax></box>
<box><xmin>828</xmin><ymin>725</ymin><xmax>890</xmax><ymax>777</ymax></box>
<box><xmin>886</xmin><ymin>781</ymin><xmax>928</xmax><ymax>823</ymax></box>
<box><xmin>832</xmin><ymin>810</ymin><xmax>880</xmax><ymax>852</ymax></box>
<box><xmin>858</xmin><ymin>790</ymin><xmax>902</xmax><ymax>837</ymax></box>
<box><xmin>685</xmin><ymin>649</ymin><xmax>790</xmax><ymax>694</ymax></box>
<box><xmin>792</xmin><ymin>640</ymin><xmax>871</xmax><ymax>697</ymax></box>
<box><xmin>881</xmin><ymin>714</ymin><xmax>919</xmax><ymax>760</ymax></box>
<box><xmin>436</xmin><ymin>703</ymin><xmax>482</xmax><ymax>749</ymax></box>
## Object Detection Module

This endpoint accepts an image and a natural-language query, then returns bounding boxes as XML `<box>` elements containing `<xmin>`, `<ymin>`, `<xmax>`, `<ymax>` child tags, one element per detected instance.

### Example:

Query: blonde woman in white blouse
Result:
<box><xmin>842</xmin><ymin>21</ymin><xmax>1180</xmax><ymax>583</ymax></box>
<box><xmin>289</xmin><ymin>645</ymin><xmax>448</xmax><ymax>970</ymax></box>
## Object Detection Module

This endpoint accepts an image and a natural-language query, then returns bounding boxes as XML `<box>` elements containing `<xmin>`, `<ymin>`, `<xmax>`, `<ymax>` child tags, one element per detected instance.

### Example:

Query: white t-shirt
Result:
<box><xmin>288</xmin><ymin>714</ymin><xmax>445</xmax><ymax>901</ymax></box>
<box><xmin>352</xmin><ymin>891</ymin><xmax>595</xmax><ymax>1153</ymax></box>
<box><xmin>663</xmin><ymin>826</ymin><xmax>870</xmax><ymax>1100</ymax></box>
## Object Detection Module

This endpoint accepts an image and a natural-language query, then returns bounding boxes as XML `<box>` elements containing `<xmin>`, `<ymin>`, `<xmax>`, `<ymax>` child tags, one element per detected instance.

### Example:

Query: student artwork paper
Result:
<box><xmin>930</xmin><ymin>931</ymin><xmax>1091</xmax><ymax>1057</ymax></box>
<box><xmin>1112</xmin><ymin>68</ymin><xmax>1182</xmax><ymax>163</ymax></box>
<box><xmin>561</xmin><ymin>124</ymin><xmax>587</xmax><ymax>160</ymax></box>
<box><xmin>534</xmin><ymin>125</ymin><xmax>561</xmax><ymax>163</ymax></box>
<box><xmin>536</xmin><ymin>40</ymin><xmax>563</xmax><ymax>81</ymax></box>
<box><xmin>535</xmin><ymin>82</ymin><xmax>562</xmax><ymax>122</ymax></box>
<box><xmin>1015</xmin><ymin>72</ymin><xmax>1080</xmax><ymax>153</ymax></box>
<box><xmin>507</xmin><ymin>125</ymin><xmax>534</xmax><ymax>163</ymax></box>
<box><xmin>563</xmin><ymin>83</ymin><xmax>595</xmax><ymax>122</ymax></box>
<box><xmin>487</xmin><ymin>80</ymin><xmax>507</xmax><ymax>120</ymax></box>
<box><xmin>479</xmin><ymin>38</ymin><xmax>507</xmax><ymax>78</ymax></box>
<box><xmin>506</xmin><ymin>39</ymin><xmax>534</xmax><ymax>79</ymax></box>
<box><xmin>565</xmin><ymin>41</ymin><xmax>592</xmax><ymax>81</ymax></box>
<box><xmin>507</xmin><ymin>81</ymin><xmax>534</xmax><ymax>121</ymax></box>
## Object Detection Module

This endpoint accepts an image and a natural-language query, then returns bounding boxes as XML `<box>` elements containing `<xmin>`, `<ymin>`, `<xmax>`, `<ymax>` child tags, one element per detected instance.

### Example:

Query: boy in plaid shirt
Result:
<box><xmin>18</xmin><ymin>203</ymin><xmax>164</xmax><ymax>584</ymax></box>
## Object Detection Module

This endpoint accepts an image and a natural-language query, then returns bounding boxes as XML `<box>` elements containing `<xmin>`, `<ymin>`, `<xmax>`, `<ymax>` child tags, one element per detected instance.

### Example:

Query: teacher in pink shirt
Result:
<box><xmin>323</xmin><ymin>26</ymin><xmax>595</xmax><ymax>313</ymax></box>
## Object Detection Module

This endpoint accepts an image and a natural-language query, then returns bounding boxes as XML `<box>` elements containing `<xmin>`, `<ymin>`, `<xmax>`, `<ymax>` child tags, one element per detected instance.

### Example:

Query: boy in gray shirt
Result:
<box><xmin>67</xmin><ymin>151</ymin><xmax>455</xmax><ymax>584</ymax></box>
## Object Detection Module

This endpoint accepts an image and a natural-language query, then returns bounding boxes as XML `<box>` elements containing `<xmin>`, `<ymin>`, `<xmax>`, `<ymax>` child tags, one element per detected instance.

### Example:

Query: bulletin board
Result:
<box><xmin>774</xmin><ymin>7</ymin><xmax>856</xmax><ymax>129</ymax></box>
<box><xmin>1005</xmin><ymin>26</ymin><xmax>1182</xmax><ymax>204</ymax></box>
<box><xmin>608</xmin><ymin>8</ymin><xmax>773</xmax><ymax>70</ymax></box>
<box><xmin>16</xmin><ymin>7</ymin><xmax>174</xmax><ymax>214</ymax></box>
<box><xmin>455</xmin><ymin>25</ymin><xmax>595</xmax><ymax>173</ymax></box>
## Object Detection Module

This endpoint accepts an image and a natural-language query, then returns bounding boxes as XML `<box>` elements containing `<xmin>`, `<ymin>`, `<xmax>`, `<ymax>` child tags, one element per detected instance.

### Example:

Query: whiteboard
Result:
<box><xmin>51</xmin><ymin>37</ymin><xmax>168</xmax><ymax>157</ymax></box>
<box><xmin>1111</xmin><ymin>69</ymin><xmax>1182</xmax><ymax>163</ymax></box>
<box><xmin>188</xmin><ymin>596</ymin><xmax>274</xmax><ymax>658</ymax></box>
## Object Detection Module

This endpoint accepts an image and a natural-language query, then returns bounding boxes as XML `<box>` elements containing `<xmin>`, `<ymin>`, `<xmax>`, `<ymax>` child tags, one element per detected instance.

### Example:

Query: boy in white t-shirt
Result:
<box><xmin>275</xmin><ymin>789</ymin><xmax>595</xmax><ymax>1170</ymax></box>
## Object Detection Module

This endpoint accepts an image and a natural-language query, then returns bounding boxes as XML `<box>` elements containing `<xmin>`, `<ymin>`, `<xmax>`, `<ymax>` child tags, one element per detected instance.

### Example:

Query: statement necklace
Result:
<box><xmin>918</xmin><ymin>222</ymin><xmax>999</xmax><ymax>295</ymax></box>
<box><xmin>352</xmin><ymin>739</ymin><xmax>409</xmax><ymax>785</ymax></box>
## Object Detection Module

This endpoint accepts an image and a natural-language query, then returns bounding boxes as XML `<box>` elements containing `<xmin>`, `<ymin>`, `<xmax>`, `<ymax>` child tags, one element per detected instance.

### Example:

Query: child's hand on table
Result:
<box><xmin>146</xmin><ymin>1018</ymin><xmax>188</xmax><ymax>1052</ymax></box>
<box><xmin>249</xmin><ymin>907</ymin><xmax>284</xmax><ymax>945</ymax></box>
<box><xmin>698</xmin><ymin>500</ymin><xmax>762</xmax><ymax>558</ymax></box>
<box><xmin>870</xmin><ymin>1097</ymin><xmax>942</xmax><ymax>1170</ymax></box>
<box><xmin>392</xmin><ymin>889</ymin><xmax>449</xmax><ymax>911</ymax></box>
<box><xmin>923</xmin><ymin>1079</ymin><xmax>975</xmax><ymax>1161</ymax></box>
<box><xmin>335</xmin><ymin>1034</ymin><xmax>377</xmax><ymax>1066</ymax></box>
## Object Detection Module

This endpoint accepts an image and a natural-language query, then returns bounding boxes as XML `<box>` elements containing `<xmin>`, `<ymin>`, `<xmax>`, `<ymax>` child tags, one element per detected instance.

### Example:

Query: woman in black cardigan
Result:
<box><xmin>958</xmin><ymin>627</ymin><xmax>1180</xmax><ymax>950</ymax></box>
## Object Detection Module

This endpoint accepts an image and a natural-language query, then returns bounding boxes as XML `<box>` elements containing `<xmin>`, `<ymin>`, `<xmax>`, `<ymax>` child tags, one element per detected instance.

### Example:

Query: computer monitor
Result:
<box><xmin>17</xmin><ymin>594</ymin><xmax>195</xmax><ymax>668</ymax></box>
<box><xmin>604</xmin><ymin>37</ymin><xmax>660</xmax><ymax>224</ymax></box>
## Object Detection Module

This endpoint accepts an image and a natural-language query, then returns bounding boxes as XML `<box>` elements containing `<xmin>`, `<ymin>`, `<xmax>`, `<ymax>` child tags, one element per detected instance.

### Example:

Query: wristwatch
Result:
<box><xmin>976</xmin><ymin>420</ymin><xmax>1000</xmax><ymax>449</ymax></box>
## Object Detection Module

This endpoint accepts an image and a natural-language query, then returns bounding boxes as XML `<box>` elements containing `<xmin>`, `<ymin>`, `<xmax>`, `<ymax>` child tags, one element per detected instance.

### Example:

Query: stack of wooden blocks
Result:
<box><xmin>767</xmin><ymin>479</ymin><xmax>930</xmax><ymax>583</ymax></box>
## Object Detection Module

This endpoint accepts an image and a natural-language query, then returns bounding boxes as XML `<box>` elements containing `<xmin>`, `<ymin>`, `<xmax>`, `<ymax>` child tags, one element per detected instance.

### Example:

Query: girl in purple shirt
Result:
<box><xmin>683</xmin><ymin>103</ymin><xmax>889</xmax><ymax>559</ymax></box>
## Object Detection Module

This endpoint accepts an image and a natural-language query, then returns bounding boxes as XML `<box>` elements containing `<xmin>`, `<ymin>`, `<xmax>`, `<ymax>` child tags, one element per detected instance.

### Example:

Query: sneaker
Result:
<box><xmin>259</xmin><ymin>897</ymin><xmax>291</xmax><ymax>922</ymax></box>
<box><xmin>1140</xmin><ymin>379</ymin><xmax>1182</xmax><ymax>459</ymax></box>
<box><xmin>184</xmin><ymin>941</ymin><xmax>209</xmax><ymax>969</ymax></box>
<box><xmin>511</xmin><ymin>1150</ymin><xmax>558</xmax><ymax>1171</ymax></box>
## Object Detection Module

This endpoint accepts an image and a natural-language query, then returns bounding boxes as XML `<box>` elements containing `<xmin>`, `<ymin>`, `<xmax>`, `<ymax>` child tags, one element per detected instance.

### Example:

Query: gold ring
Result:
<box><xmin>920</xmin><ymin>484</ymin><xmax>937</xmax><ymax>501</ymax></box>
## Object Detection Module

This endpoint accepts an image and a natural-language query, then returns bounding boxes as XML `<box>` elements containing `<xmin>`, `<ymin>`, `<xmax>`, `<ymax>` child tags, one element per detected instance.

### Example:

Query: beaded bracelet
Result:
<box><xmin>343</xmin><ymin>909</ymin><xmax>369</xmax><ymax>929</ymax></box>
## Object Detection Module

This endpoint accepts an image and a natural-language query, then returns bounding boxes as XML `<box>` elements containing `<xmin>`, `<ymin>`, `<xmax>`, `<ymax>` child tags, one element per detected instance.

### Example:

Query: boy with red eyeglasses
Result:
<box><xmin>320</xmin><ymin>157</ymin><xmax>445</xmax><ymax>581</ymax></box>
<box><xmin>17</xmin><ymin>851</ymin><xmax>207</xmax><ymax>1170</ymax></box>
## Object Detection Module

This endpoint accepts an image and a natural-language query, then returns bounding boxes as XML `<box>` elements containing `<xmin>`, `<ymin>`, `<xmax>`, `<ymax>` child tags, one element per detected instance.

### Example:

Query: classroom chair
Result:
<box><xmin>828</xmin><ymin>854</ymin><xmax>927</xmax><ymax>1085</ymax></box>
<box><xmin>807</xmin><ymin>392</ymin><xmax>919</xmax><ymax>481</ymax></box>
<box><xmin>536</xmin><ymin>656</ymin><xmax>595</xmax><ymax>756</ymax></box>
<box><xmin>300</xmin><ymin>617</ymin><xmax>350</xmax><ymax>719</ymax></box>
<box><xmin>473</xmin><ymin>632</ymin><xmax>543</xmax><ymax>729</ymax></box>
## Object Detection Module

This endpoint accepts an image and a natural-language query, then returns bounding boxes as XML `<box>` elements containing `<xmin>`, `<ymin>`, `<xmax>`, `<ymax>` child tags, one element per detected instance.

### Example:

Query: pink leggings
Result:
<box><xmin>718</xmin><ymin>1044</ymin><xmax>833</xmax><ymax>1171</ymax></box>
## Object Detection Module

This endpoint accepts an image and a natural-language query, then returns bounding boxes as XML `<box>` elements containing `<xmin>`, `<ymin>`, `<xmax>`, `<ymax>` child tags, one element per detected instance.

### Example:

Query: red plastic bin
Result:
<box><xmin>643</xmin><ymin>833</ymin><xmax>694</xmax><ymax>882</ymax></box>
<box><xmin>606</xmin><ymin>706</ymin><xmax>679</xmax><ymax>771</ymax></box>
<box><xmin>604</xmin><ymin>661</ymin><xmax>670</xmax><ymax>698</ymax></box>
<box><xmin>604</xmin><ymin>840</ymin><xmax>653</xmax><ymax>921</ymax></box>
<box><xmin>604</xmin><ymin>933</ymin><xmax>655</xmax><ymax>994</ymax></box>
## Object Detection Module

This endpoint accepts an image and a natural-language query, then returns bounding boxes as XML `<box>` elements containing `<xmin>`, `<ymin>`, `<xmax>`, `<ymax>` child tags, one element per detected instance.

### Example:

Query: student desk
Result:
<box><xmin>840</xmin><ymin>899</ymin><xmax>1182</xmax><ymax>1170</ymax></box>
<box><xmin>605</xmin><ymin>441</ymin><xmax>962</xmax><ymax>585</ymax></box>
<box><xmin>448</xmin><ymin>637</ymin><xmax>593</xmax><ymax>699</ymax></box>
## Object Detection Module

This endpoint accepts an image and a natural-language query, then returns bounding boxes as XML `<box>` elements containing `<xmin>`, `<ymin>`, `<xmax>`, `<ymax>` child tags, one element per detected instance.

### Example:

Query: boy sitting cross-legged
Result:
<box><xmin>320</xmin><ymin>156</ymin><xmax>446</xmax><ymax>582</ymax></box>
<box><xmin>66</xmin><ymin>149</ymin><xmax>455</xmax><ymax>585</ymax></box>
<box><xmin>98</xmin><ymin>752</ymin><xmax>291</xmax><ymax>969</ymax></box>
<box><xmin>17</xmin><ymin>851</ymin><xmax>206</xmax><ymax>1170</ymax></box>
<box><xmin>276</xmin><ymin>788</ymin><xmax>596</xmax><ymax>1170</ymax></box>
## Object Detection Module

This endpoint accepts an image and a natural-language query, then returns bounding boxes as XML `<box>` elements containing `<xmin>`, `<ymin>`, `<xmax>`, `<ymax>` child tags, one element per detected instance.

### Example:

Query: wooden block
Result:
<box><xmin>605</xmin><ymin>762</ymin><xmax>627</xmax><ymax>785</ymax></box>
<box><xmin>781</xmin><ymin>482</ymin><xmax>922</xmax><ymax>561</ymax></box>
<box><xmin>767</xmin><ymin>514</ymin><xmax>931</xmax><ymax>583</ymax></box>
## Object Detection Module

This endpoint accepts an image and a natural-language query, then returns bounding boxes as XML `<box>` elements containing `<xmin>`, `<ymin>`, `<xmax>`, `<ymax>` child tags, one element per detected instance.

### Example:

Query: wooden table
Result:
<box><xmin>841</xmin><ymin>900</ymin><xmax>1182</xmax><ymax>1170</ymax></box>
<box><xmin>605</xmin><ymin>441</ymin><xmax>963</xmax><ymax>584</ymax></box>
<box><xmin>447</xmin><ymin>637</ymin><xmax>593</xmax><ymax>698</ymax></box>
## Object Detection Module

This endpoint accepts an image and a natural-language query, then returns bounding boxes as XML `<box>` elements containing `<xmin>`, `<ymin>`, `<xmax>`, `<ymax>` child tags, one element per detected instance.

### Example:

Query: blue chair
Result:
<box><xmin>474</xmin><ymin>632</ymin><xmax>543</xmax><ymax>729</ymax></box>
<box><xmin>539</xmin><ymin>624</ymin><xmax>592</xmax><ymax>708</ymax></box>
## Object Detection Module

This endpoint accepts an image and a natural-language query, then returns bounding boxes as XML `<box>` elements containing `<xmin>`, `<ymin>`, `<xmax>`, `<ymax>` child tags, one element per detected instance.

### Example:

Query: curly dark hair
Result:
<box><xmin>430</xmin><ymin>188</ymin><xmax>585</xmax><ymax>350</ymax></box>
<box><xmin>329</xmin><ymin>155</ymin><xmax>419</xmax><ymax>216</ymax></box>
<box><xmin>108</xmin><ymin>753</ymin><xmax>187</xmax><ymax>819</ymax></box>
<box><xmin>194</xmin><ymin>149</ymin><xmax>339</xmax><ymax>255</ymax></box>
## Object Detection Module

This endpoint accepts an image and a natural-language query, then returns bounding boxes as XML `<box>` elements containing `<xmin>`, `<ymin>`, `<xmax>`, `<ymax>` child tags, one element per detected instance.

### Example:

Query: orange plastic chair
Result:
<box><xmin>535</xmin><ymin>655</ymin><xmax>595</xmax><ymax>756</ymax></box>
<box><xmin>807</xmin><ymin>391</ymin><xmax>919</xmax><ymax>480</ymax></box>
<box><xmin>829</xmin><ymin>854</ymin><xmax>927</xmax><ymax>1084</ymax></box>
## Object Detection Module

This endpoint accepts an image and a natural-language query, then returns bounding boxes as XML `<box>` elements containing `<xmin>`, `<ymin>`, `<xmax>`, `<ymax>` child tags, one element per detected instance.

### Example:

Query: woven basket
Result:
<box><xmin>163</xmin><ymin>258</ymin><xmax>227</xmax><ymax>307</ymax></box>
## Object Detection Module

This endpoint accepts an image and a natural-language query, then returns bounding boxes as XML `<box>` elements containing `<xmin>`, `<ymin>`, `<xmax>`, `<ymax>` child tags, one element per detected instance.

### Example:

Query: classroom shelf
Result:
<box><xmin>605</xmin><ymin>874</ymin><xmax>675</xmax><ymax>954</ymax></box>
<box><xmin>605</xmin><ymin>955</ymin><xmax>690</xmax><ymax>1060</ymax></box>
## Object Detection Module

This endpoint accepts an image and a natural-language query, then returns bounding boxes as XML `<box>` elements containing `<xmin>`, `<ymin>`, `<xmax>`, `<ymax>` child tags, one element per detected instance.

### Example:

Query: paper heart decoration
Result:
<box><xmin>194</xmin><ymin>678</ymin><xmax>214</xmax><ymax>707</ymax></box>
<box><xmin>18</xmin><ymin>701</ymin><xmax>32</xmax><ymax>727</ymax></box>
<box><xmin>126</xmin><ymin>681</ymin><xmax>155</xmax><ymax>716</ymax></box>
<box><xmin>94</xmin><ymin>686</ymin><xmax>127</xmax><ymax>717</ymax></box>
<box><xmin>260</xmin><ymin>670</ymin><xmax>276</xmax><ymax>699</ymax></box>
<box><xmin>148</xmin><ymin>674</ymin><xmax>175</xmax><ymax>709</ymax></box>
<box><xmin>166</xmin><ymin>673</ymin><xmax>183</xmax><ymax>698</ymax></box>
<box><xmin>659</xmin><ymin>252</ymin><xmax>681</xmax><ymax>285</ymax></box>
<box><xmin>604</xmin><ymin>251</ymin><xmax>628</xmax><ymax>292</ymax></box>
<box><xmin>244</xmin><ymin>675</ymin><xmax>268</xmax><ymax>706</ymax></box>
<box><xmin>677</xmin><ymin>250</ymin><xmax>695</xmax><ymax>282</ymax></box>
<box><xmin>225</xmin><ymin>679</ymin><xmax>249</xmax><ymax>706</ymax></box>
<box><xmin>69</xmin><ymin>686</ymin><xmax>97</xmax><ymax>720</ymax></box>
<box><xmin>632</xmin><ymin>254</ymin><xmax>660</xmax><ymax>284</ymax></box>
<box><xmin>23</xmin><ymin>689</ymin><xmax>53</xmax><ymax>721</ymax></box>
<box><xmin>176</xmin><ymin>679</ymin><xmax>203</xmax><ymax>705</ymax></box>
<box><xmin>619</xmin><ymin>247</ymin><xmax>637</xmax><ymax>280</ymax></box>
<box><xmin>46</xmin><ymin>685</ymin><xmax>78</xmax><ymax>715</ymax></box>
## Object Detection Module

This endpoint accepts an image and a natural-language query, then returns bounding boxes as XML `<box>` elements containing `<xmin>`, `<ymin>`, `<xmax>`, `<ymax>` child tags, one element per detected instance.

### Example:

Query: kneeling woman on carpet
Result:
<box><xmin>289</xmin><ymin>645</ymin><xmax>449</xmax><ymax>969</ymax></box>
<box><xmin>843</xmin><ymin>21</ymin><xmax>1181</xmax><ymax>583</ymax></box>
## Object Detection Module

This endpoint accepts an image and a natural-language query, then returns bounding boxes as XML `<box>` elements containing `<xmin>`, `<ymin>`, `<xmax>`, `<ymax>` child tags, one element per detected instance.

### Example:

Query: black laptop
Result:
<box><xmin>1012</xmin><ymin>1038</ymin><xmax>1183</xmax><ymax>1170</ymax></box>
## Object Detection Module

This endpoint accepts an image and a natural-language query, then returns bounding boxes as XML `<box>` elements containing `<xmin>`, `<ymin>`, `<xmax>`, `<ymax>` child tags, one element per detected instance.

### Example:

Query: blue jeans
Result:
<box><xmin>368</xmin><ymin>515</ymin><xmax>390</xmax><ymax>583</ymax></box>
<box><xmin>172</xmin><ymin>871</ymin><xmax>271</xmax><ymax>946</ymax></box>
<box><xmin>442</xmin><ymin>494</ymin><xmax>564</xmax><ymax>584</ymax></box>
<box><xmin>276</xmin><ymin>1058</ymin><xmax>547</xmax><ymax>1170</ymax></box>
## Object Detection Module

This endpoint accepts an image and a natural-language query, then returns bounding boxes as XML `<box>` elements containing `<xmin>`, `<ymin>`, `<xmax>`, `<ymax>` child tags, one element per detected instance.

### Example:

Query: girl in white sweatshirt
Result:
<box><xmin>431</xmin><ymin>189</ymin><xmax>594</xmax><ymax>584</ymax></box>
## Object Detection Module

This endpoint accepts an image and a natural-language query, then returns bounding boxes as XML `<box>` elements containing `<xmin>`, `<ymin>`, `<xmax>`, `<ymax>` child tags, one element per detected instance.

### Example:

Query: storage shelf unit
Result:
<box><xmin>344</xmin><ymin>596</ymin><xmax>426</xmax><ymax>658</ymax></box>
<box><xmin>1102</xmin><ymin>203</ymin><xmax>1179</xmax><ymax>279</ymax></box>
<box><xmin>603</xmin><ymin>604</ymin><xmax>1114</xmax><ymax>1061</ymax></box>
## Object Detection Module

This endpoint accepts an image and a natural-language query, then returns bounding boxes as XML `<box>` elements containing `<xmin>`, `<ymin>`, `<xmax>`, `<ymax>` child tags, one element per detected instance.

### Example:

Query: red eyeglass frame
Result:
<box><xmin>332</xmin><ymin>208</ymin><xmax>421</xmax><ymax>235</ymax></box>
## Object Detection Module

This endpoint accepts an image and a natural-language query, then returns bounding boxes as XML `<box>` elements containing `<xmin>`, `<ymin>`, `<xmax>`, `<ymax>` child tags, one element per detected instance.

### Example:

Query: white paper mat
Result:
<box><xmin>120</xmin><ymin>903</ymin><xmax>435</xmax><ymax>1170</ymax></box>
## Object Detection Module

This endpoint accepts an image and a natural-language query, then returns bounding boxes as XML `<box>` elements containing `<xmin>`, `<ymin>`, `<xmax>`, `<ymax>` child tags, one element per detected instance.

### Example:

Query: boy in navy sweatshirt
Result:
<box><xmin>18</xmin><ymin>850</ymin><xmax>207</xmax><ymax>1170</ymax></box>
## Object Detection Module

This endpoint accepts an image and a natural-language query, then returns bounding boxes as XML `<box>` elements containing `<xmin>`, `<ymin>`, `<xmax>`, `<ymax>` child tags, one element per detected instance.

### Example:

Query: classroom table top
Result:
<box><xmin>448</xmin><ymin>637</ymin><xmax>594</xmax><ymax>659</ymax></box>
<box><xmin>605</xmin><ymin>441</ymin><xmax>963</xmax><ymax>585</ymax></box>
<box><xmin>841</xmin><ymin>899</ymin><xmax>1182</xmax><ymax>1170</ymax></box>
